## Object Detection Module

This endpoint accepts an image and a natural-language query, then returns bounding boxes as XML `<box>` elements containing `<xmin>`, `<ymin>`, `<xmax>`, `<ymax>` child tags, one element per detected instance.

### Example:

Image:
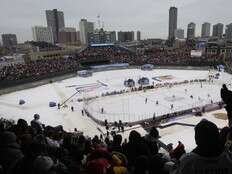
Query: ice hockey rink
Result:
<box><xmin>0</xmin><ymin>68</ymin><xmax>230</xmax><ymax>151</ymax></box>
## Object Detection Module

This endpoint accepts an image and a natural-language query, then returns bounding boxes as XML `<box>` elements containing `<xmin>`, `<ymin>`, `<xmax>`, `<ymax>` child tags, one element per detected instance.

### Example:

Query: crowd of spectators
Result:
<box><xmin>137</xmin><ymin>48</ymin><xmax>224</xmax><ymax>66</ymax></box>
<box><xmin>78</xmin><ymin>46</ymin><xmax>133</xmax><ymax>58</ymax></box>
<box><xmin>0</xmin><ymin>45</ymin><xmax>224</xmax><ymax>82</ymax></box>
<box><xmin>77</xmin><ymin>46</ymin><xmax>135</xmax><ymax>65</ymax></box>
<box><xmin>0</xmin><ymin>113</ymin><xmax>232</xmax><ymax>174</ymax></box>
<box><xmin>0</xmin><ymin>57</ymin><xmax>79</xmax><ymax>81</ymax></box>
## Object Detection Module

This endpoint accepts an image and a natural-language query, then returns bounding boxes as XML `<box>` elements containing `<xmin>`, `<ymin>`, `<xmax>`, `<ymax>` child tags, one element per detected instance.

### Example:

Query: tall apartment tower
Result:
<box><xmin>58</xmin><ymin>27</ymin><xmax>79</xmax><ymax>44</ymax></box>
<box><xmin>79</xmin><ymin>19</ymin><xmax>94</xmax><ymax>45</ymax></box>
<box><xmin>117</xmin><ymin>31</ymin><xmax>134</xmax><ymax>42</ymax></box>
<box><xmin>137</xmin><ymin>31</ymin><xmax>141</xmax><ymax>41</ymax></box>
<box><xmin>226</xmin><ymin>23</ymin><xmax>232</xmax><ymax>41</ymax></box>
<box><xmin>201</xmin><ymin>22</ymin><xmax>211</xmax><ymax>38</ymax></box>
<box><xmin>168</xmin><ymin>7</ymin><xmax>178</xmax><ymax>40</ymax></box>
<box><xmin>213</xmin><ymin>23</ymin><xmax>224</xmax><ymax>39</ymax></box>
<box><xmin>46</xmin><ymin>9</ymin><xmax>65</xmax><ymax>43</ymax></box>
<box><xmin>175</xmin><ymin>28</ymin><xmax>184</xmax><ymax>39</ymax></box>
<box><xmin>32</xmin><ymin>26</ymin><xmax>54</xmax><ymax>43</ymax></box>
<box><xmin>1</xmin><ymin>34</ymin><xmax>17</xmax><ymax>48</ymax></box>
<box><xmin>187</xmin><ymin>22</ymin><xmax>196</xmax><ymax>39</ymax></box>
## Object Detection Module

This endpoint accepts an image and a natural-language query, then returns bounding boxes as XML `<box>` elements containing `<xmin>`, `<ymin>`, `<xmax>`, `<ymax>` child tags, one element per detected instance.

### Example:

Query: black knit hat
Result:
<box><xmin>195</xmin><ymin>119</ymin><xmax>220</xmax><ymax>148</ymax></box>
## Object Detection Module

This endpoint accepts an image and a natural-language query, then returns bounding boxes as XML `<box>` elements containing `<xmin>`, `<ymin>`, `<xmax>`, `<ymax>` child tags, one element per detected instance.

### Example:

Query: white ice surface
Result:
<box><xmin>0</xmin><ymin>68</ymin><xmax>230</xmax><ymax>149</ymax></box>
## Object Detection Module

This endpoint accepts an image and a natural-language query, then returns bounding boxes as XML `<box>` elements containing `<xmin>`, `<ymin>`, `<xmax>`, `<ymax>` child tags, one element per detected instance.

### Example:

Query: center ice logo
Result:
<box><xmin>66</xmin><ymin>81</ymin><xmax>108</xmax><ymax>92</ymax></box>
<box><xmin>152</xmin><ymin>75</ymin><xmax>174</xmax><ymax>82</ymax></box>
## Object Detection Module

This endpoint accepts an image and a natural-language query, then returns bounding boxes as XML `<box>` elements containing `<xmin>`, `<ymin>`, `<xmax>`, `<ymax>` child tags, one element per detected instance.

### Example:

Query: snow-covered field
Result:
<box><xmin>0</xmin><ymin>68</ymin><xmax>231</xmax><ymax>151</ymax></box>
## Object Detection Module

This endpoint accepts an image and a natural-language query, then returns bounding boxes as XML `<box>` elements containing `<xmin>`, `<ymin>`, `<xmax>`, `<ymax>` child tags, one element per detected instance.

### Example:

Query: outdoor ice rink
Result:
<box><xmin>0</xmin><ymin>68</ymin><xmax>231</xmax><ymax>151</ymax></box>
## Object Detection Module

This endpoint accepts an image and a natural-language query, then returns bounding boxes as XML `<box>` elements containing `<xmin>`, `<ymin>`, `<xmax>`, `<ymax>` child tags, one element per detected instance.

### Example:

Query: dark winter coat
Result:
<box><xmin>0</xmin><ymin>132</ymin><xmax>24</xmax><ymax>173</ymax></box>
<box><xmin>123</xmin><ymin>139</ymin><xmax>151</xmax><ymax>168</ymax></box>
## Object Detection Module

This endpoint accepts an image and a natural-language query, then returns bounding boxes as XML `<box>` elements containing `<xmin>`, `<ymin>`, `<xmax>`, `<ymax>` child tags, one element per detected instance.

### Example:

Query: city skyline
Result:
<box><xmin>1</xmin><ymin>0</ymin><xmax>232</xmax><ymax>42</ymax></box>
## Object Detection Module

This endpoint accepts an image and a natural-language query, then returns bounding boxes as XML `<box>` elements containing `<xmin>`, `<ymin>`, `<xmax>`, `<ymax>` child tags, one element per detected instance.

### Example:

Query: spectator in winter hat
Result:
<box><xmin>33</xmin><ymin>155</ymin><xmax>54</xmax><ymax>174</ymax></box>
<box><xmin>31</xmin><ymin>114</ymin><xmax>44</xmax><ymax>134</ymax></box>
<box><xmin>0</xmin><ymin>131</ymin><xmax>23</xmax><ymax>173</ymax></box>
<box><xmin>143</xmin><ymin>127</ymin><xmax>159</xmax><ymax>155</ymax></box>
<box><xmin>12</xmin><ymin>119</ymin><xmax>29</xmax><ymax>138</ymax></box>
<box><xmin>124</xmin><ymin>130</ymin><xmax>151</xmax><ymax>169</ymax></box>
<box><xmin>149</xmin><ymin>126</ymin><xmax>160</xmax><ymax>139</ymax></box>
<box><xmin>194</xmin><ymin>119</ymin><xmax>223</xmax><ymax>157</ymax></box>
<box><xmin>109</xmin><ymin>134</ymin><xmax>123</xmax><ymax>153</ymax></box>
<box><xmin>221</xmin><ymin>84</ymin><xmax>232</xmax><ymax>127</ymax></box>
<box><xmin>173</xmin><ymin>120</ymin><xmax>232</xmax><ymax>174</ymax></box>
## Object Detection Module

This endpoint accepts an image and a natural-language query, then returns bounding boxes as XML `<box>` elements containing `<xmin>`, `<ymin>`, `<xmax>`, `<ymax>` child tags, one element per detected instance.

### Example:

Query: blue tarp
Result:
<box><xmin>49</xmin><ymin>101</ymin><xmax>56</xmax><ymax>107</ymax></box>
<box><xmin>218</xmin><ymin>65</ymin><xmax>225</xmax><ymax>69</ymax></box>
<box><xmin>141</xmin><ymin>64</ymin><xmax>154</xmax><ymax>71</ymax></box>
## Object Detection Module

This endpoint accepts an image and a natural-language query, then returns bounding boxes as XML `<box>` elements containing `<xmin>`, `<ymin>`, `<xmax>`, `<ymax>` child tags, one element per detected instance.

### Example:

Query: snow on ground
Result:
<box><xmin>0</xmin><ymin>68</ymin><xmax>231</xmax><ymax>148</ymax></box>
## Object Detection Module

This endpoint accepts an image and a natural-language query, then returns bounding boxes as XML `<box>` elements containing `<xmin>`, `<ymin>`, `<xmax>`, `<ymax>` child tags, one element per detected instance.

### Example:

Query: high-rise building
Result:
<box><xmin>175</xmin><ymin>28</ymin><xmax>184</xmax><ymax>39</ymax></box>
<box><xmin>1</xmin><ymin>34</ymin><xmax>17</xmax><ymax>48</ymax></box>
<box><xmin>212</xmin><ymin>23</ymin><xmax>224</xmax><ymax>39</ymax></box>
<box><xmin>137</xmin><ymin>31</ymin><xmax>141</xmax><ymax>41</ymax></box>
<box><xmin>117</xmin><ymin>31</ymin><xmax>134</xmax><ymax>42</ymax></box>
<box><xmin>168</xmin><ymin>7</ymin><xmax>178</xmax><ymax>40</ymax></box>
<box><xmin>46</xmin><ymin>9</ymin><xmax>65</xmax><ymax>43</ymax></box>
<box><xmin>79</xmin><ymin>19</ymin><xmax>94</xmax><ymax>45</ymax></box>
<box><xmin>32</xmin><ymin>26</ymin><xmax>54</xmax><ymax>43</ymax></box>
<box><xmin>58</xmin><ymin>27</ymin><xmax>79</xmax><ymax>44</ymax></box>
<box><xmin>201</xmin><ymin>22</ymin><xmax>211</xmax><ymax>38</ymax></box>
<box><xmin>76</xmin><ymin>31</ymin><xmax>80</xmax><ymax>42</ymax></box>
<box><xmin>88</xmin><ymin>29</ymin><xmax>116</xmax><ymax>44</ymax></box>
<box><xmin>187</xmin><ymin>22</ymin><xmax>196</xmax><ymax>39</ymax></box>
<box><xmin>225</xmin><ymin>23</ymin><xmax>232</xmax><ymax>41</ymax></box>
<box><xmin>109</xmin><ymin>31</ymin><xmax>116</xmax><ymax>43</ymax></box>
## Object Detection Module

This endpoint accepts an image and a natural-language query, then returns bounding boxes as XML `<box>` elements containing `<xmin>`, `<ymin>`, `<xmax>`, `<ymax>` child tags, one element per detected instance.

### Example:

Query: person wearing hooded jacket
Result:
<box><xmin>31</xmin><ymin>114</ymin><xmax>44</xmax><ymax>134</ymax></box>
<box><xmin>123</xmin><ymin>130</ymin><xmax>151</xmax><ymax>170</ymax></box>
<box><xmin>0</xmin><ymin>131</ymin><xmax>24</xmax><ymax>174</ymax></box>
<box><xmin>221</xmin><ymin>84</ymin><xmax>232</xmax><ymax>127</ymax></box>
<box><xmin>172</xmin><ymin>119</ymin><xmax>232</xmax><ymax>174</ymax></box>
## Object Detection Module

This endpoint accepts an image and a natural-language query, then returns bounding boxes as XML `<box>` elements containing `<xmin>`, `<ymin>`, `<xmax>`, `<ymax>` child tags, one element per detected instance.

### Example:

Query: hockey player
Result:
<box><xmin>101</xmin><ymin>107</ymin><xmax>104</xmax><ymax>114</ymax></box>
<box><xmin>171</xmin><ymin>104</ymin><xmax>174</xmax><ymax>110</ymax></box>
<box><xmin>145</xmin><ymin>98</ymin><xmax>148</xmax><ymax>104</ymax></box>
<box><xmin>153</xmin><ymin>113</ymin><xmax>156</xmax><ymax>121</ymax></box>
<box><xmin>185</xmin><ymin>89</ymin><xmax>187</xmax><ymax>93</ymax></box>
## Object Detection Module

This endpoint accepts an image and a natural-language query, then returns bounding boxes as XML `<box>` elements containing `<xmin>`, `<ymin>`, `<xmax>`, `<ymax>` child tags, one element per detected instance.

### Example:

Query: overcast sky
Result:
<box><xmin>0</xmin><ymin>0</ymin><xmax>232</xmax><ymax>42</ymax></box>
